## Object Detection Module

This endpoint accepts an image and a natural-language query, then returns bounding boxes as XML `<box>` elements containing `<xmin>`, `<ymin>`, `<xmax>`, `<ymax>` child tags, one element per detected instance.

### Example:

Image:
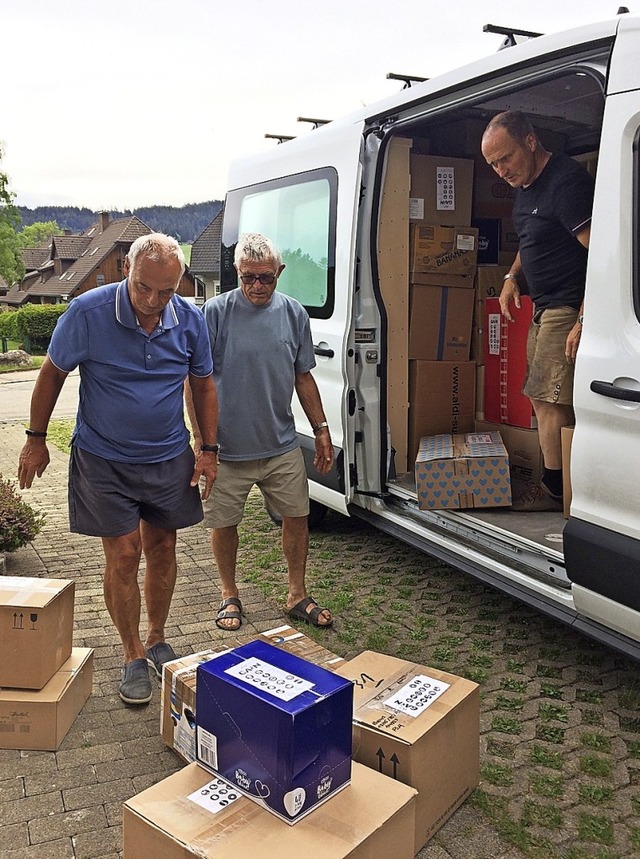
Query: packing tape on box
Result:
<box><xmin>2</xmin><ymin>577</ymin><xmax>67</xmax><ymax>605</ymax></box>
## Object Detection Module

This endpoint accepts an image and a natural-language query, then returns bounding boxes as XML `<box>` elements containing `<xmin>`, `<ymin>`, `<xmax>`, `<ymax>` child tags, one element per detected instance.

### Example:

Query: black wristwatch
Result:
<box><xmin>200</xmin><ymin>444</ymin><xmax>220</xmax><ymax>453</ymax></box>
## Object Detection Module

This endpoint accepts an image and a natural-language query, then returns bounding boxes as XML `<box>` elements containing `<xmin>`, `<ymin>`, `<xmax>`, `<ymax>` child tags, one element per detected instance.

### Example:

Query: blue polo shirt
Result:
<box><xmin>48</xmin><ymin>280</ymin><xmax>213</xmax><ymax>463</ymax></box>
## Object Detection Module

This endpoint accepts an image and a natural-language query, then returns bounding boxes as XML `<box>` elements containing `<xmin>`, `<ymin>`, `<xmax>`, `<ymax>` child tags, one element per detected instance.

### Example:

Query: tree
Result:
<box><xmin>17</xmin><ymin>220</ymin><xmax>60</xmax><ymax>249</ymax></box>
<box><xmin>0</xmin><ymin>144</ymin><xmax>23</xmax><ymax>286</ymax></box>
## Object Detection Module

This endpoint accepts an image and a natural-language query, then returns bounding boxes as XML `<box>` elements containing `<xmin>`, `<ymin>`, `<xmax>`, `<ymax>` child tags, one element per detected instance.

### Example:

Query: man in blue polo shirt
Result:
<box><xmin>18</xmin><ymin>233</ymin><xmax>219</xmax><ymax>705</ymax></box>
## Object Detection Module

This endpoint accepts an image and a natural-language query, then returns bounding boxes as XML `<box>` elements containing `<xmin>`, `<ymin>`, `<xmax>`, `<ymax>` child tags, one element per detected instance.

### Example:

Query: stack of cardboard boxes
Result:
<box><xmin>0</xmin><ymin>576</ymin><xmax>93</xmax><ymax>750</ymax></box>
<box><xmin>123</xmin><ymin>626</ymin><xmax>479</xmax><ymax>858</ymax></box>
<box><xmin>408</xmin><ymin>153</ymin><xmax>478</xmax><ymax>469</ymax></box>
<box><xmin>407</xmin><ymin>139</ymin><xmax>545</xmax><ymax>507</ymax></box>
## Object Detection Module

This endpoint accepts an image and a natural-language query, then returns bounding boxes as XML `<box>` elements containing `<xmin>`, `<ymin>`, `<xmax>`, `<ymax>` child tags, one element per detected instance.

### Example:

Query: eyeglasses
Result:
<box><xmin>239</xmin><ymin>273</ymin><xmax>276</xmax><ymax>285</ymax></box>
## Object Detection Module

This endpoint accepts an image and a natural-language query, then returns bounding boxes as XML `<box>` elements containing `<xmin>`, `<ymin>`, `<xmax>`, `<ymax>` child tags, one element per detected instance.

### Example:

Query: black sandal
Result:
<box><xmin>215</xmin><ymin>597</ymin><xmax>243</xmax><ymax>631</ymax></box>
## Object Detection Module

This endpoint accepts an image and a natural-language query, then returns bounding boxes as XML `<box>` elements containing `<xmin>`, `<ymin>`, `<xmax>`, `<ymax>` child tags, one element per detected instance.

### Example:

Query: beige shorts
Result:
<box><xmin>523</xmin><ymin>306</ymin><xmax>578</xmax><ymax>405</ymax></box>
<box><xmin>202</xmin><ymin>447</ymin><xmax>309</xmax><ymax>528</ymax></box>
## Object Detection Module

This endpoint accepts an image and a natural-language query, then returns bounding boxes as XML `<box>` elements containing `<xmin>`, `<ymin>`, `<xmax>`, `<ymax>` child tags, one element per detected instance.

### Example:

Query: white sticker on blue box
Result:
<box><xmin>224</xmin><ymin>656</ymin><xmax>314</xmax><ymax>701</ymax></box>
<box><xmin>384</xmin><ymin>674</ymin><xmax>451</xmax><ymax>717</ymax></box>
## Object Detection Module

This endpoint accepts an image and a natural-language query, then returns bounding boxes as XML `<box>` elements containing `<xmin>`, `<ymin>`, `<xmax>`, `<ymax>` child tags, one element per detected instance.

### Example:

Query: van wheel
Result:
<box><xmin>265</xmin><ymin>500</ymin><xmax>328</xmax><ymax>530</ymax></box>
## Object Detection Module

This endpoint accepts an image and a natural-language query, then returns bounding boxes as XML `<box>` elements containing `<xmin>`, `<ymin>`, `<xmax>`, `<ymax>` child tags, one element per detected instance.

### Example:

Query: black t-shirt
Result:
<box><xmin>512</xmin><ymin>152</ymin><xmax>594</xmax><ymax>310</ymax></box>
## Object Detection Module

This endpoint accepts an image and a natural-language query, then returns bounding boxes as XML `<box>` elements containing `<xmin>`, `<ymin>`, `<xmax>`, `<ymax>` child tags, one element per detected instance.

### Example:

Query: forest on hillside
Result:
<box><xmin>17</xmin><ymin>201</ymin><xmax>223</xmax><ymax>244</ymax></box>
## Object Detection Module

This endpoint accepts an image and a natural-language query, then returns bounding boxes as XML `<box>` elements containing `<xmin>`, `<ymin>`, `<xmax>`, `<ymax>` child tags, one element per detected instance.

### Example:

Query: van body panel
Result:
<box><xmin>222</xmin><ymin>15</ymin><xmax>640</xmax><ymax>660</ymax></box>
<box><xmin>223</xmin><ymin>121</ymin><xmax>365</xmax><ymax>514</ymax></box>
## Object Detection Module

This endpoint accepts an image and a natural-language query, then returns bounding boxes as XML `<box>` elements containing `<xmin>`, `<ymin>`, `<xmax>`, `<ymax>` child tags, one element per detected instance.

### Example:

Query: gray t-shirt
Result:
<box><xmin>203</xmin><ymin>287</ymin><xmax>316</xmax><ymax>460</ymax></box>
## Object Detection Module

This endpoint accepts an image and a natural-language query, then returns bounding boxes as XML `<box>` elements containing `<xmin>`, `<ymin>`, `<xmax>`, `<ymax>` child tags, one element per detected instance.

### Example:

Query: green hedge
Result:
<box><xmin>15</xmin><ymin>304</ymin><xmax>67</xmax><ymax>351</ymax></box>
<box><xmin>0</xmin><ymin>310</ymin><xmax>20</xmax><ymax>340</ymax></box>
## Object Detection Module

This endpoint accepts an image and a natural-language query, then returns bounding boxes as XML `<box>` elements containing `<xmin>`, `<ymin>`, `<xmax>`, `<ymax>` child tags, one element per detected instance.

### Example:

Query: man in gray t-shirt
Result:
<box><xmin>187</xmin><ymin>233</ymin><xmax>334</xmax><ymax>631</ymax></box>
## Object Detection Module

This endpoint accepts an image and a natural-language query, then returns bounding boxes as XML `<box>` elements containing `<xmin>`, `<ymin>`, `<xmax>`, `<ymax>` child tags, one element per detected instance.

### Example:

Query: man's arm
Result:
<box><xmin>186</xmin><ymin>374</ymin><xmax>219</xmax><ymax>500</ymax></box>
<box><xmin>566</xmin><ymin>223</ymin><xmax>591</xmax><ymax>362</ymax></box>
<box><xmin>17</xmin><ymin>356</ymin><xmax>69</xmax><ymax>489</ymax></box>
<box><xmin>294</xmin><ymin>371</ymin><xmax>333</xmax><ymax>476</ymax></box>
<box><xmin>499</xmin><ymin>251</ymin><xmax>523</xmax><ymax>323</ymax></box>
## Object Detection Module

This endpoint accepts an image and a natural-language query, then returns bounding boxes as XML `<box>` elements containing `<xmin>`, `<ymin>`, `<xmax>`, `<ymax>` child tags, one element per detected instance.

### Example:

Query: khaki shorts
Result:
<box><xmin>523</xmin><ymin>306</ymin><xmax>579</xmax><ymax>405</ymax></box>
<box><xmin>202</xmin><ymin>447</ymin><xmax>309</xmax><ymax>528</ymax></box>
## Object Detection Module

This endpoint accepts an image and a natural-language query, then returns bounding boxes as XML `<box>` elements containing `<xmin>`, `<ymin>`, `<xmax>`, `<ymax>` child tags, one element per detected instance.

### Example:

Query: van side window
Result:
<box><xmin>222</xmin><ymin>168</ymin><xmax>337</xmax><ymax>319</ymax></box>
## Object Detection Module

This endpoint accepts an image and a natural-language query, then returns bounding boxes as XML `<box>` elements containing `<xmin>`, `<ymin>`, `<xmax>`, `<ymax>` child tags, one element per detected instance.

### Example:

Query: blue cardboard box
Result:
<box><xmin>195</xmin><ymin>640</ymin><xmax>353</xmax><ymax>823</ymax></box>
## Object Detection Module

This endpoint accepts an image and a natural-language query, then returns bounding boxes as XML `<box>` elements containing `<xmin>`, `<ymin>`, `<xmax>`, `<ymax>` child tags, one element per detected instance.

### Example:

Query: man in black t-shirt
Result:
<box><xmin>481</xmin><ymin>111</ymin><xmax>594</xmax><ymax>511</ymax></box>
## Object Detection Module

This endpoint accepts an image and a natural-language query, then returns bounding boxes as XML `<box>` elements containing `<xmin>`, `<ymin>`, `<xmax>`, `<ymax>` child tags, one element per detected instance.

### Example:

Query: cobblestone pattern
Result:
<box><xmin>0</xmin><ymin>422</ymin><xmax>638</xmax><ymax>859</ymax></box>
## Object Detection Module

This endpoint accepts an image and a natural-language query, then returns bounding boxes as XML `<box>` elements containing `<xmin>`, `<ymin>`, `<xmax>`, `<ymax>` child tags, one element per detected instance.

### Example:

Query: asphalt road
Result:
<box><xmin>0</xmin><ymin>367</ymin><xmax>80</xmax><ymax>422</ymax></box>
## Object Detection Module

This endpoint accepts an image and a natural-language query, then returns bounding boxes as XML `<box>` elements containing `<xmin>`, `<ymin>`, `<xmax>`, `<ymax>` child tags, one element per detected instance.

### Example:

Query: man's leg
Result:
<box><xmin>140</xmin><ymin>520</ymin><xmax>177</xmax><ymax>650</ymax></box>
<box><xmin>282</xmin><ymin>515</ymin><xmax>332</xmax><ymax>626</ymax></box>
<box><xmin>531</xmin><ymin>399</ymin><xmax>575</xmax><ymax>470</ymax></box>
<box><xmin>211</xmin><ymin>525</ymin><xmax>242</xmax><ymax>630</ymax></box>
<box><xmin>102</xmin><ymin>528</ymin><xmax>145</xmax><ymax>663</ymax></box>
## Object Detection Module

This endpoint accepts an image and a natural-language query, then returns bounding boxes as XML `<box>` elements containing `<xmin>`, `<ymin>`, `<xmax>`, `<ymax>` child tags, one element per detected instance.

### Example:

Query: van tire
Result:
<box><xmin>265</xmin><ymin>500</ymin><xmax>329</xmax><ymax>530</ymax></box>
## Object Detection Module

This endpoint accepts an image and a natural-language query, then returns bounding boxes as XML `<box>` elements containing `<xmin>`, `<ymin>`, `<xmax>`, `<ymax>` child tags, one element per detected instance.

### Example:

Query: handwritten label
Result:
<box><xmin>225</xmin><ymin>657</ymin><xmax>314</xmax><ymax>701</ymax></box>
<box><xmin>384</xmin><ymin>674</ymin><xmax>450</xmax><ymax>717</ymax></box>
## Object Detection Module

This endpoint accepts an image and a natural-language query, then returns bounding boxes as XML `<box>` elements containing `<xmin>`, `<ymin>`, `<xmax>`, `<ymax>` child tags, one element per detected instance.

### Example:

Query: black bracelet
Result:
<box><xmin>25</xmin><ymin>429</ymin><xmax>47</xmax><ymax>438</ymax></box>
<box><xmin>200</xmin><ymin>443</ymin><xmax>220</xmax><ymax>453</ymax></box>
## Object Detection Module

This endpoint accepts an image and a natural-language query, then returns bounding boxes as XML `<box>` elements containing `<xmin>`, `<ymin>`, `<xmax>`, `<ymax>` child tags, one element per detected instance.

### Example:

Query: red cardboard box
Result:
<box><xmin>484</xmin><ymin>297</ymin><xmax>536</xmax><ymax>428</ymax></box>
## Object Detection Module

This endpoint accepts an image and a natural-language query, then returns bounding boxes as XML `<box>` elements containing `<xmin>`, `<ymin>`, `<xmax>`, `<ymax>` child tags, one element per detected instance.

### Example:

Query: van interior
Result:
<box><xmin>376</xmin><ymin>54</ymin><xmax>609</xmax><ymax>585</ymax></box>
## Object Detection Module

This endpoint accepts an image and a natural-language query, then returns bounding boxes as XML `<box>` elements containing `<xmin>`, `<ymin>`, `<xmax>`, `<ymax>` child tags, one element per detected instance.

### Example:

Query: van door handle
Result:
<box><xmin>590</xmin><ymin>380</ymin><xmax>640</xmax><ymax>402</ymax></box>
<box><xmin>314</xmin><ymin>345</ymin><xmax>335</xmax><ymax>358</ymax></box>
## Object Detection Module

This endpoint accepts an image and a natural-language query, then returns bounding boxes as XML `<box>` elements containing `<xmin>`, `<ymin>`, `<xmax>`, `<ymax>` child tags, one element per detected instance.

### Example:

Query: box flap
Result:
<box><xmin>0</xmin><ymin>577</ymin><xmax>74</xmax><ymax>609</ymax></box>
<box><xmin>336</xmin><ymin>651</ymin><xmax>478</xmax><ymax>745</ymax></box>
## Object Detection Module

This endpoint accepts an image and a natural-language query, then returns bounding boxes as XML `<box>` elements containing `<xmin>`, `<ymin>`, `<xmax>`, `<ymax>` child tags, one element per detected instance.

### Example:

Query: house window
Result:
<box><xmin>96</xmin><ymin>274</ymin><xmax>105</xmax><ymax>286</ymax></box>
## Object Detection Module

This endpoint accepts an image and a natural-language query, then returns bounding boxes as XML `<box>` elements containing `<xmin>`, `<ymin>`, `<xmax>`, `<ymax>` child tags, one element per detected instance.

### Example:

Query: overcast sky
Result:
<box><xmin>1</xmin><ymin>0</ymin><xmax>630</xmax><ymax>211</ymax></box>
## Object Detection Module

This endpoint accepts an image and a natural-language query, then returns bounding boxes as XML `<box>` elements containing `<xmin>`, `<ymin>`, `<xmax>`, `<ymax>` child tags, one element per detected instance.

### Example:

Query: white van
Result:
<box><xmin>219</xmin><ymin>13</ymin><xmax>640</xmax><ymax>660</ymax></box>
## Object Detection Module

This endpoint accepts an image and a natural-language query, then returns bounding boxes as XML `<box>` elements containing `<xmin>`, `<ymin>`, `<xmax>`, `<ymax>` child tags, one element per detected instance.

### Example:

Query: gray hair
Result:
<box><xmin>127</xmin><ymin>233</ymin><xmax>185</xmax><ymax>277</ymax></box>
<box><xmin>234</xmin><ymin>232</ymin><xmax>282</xmax><ymax>269</ymax></box>
<box><xmin>483</xmin><ymin>110</ymin><xmax>536</xmax><ymax>145</ymax></box>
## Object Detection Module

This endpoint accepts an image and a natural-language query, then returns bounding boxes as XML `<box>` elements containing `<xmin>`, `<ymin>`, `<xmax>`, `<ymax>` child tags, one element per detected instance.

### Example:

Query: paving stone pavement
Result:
<box><xmin>1</xmin><ymin>420</ymin><xmax>639</xmax><ymax>859</ymax></box>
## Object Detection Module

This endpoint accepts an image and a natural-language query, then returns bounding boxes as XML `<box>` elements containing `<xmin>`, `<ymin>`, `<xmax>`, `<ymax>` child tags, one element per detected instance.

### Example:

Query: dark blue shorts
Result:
<box><xmin>68</xmin><ymin>445</ymin><xmax>203</xmax><ymax>537</ymax></box>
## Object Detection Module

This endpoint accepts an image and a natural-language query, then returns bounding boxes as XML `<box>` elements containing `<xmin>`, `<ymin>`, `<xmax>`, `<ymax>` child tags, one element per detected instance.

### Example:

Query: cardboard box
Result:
<box><xmin>415</xmin><ymin>431</ymin><xmax>512</xmax><ymax>510</ymax></box>
<box><xmin>410</xmin><ymin>224</ymin><xmax>478</xmax><ymax>276</ymax></box>
<box><xmin>408</xmin><ymin>360</ymin><xmax>475</xmax><ymax>465</ymax></box>
<box><xmin>476</xmin><ymin>419</ymin><xmax>543</xmax><ymax>484</ymax></box>
<box><xmin>484</xmin><ymin>296</ymin><xmax>536</xmax><ymax>428</ymax></box>
<box><xmin>196</xmin><ymin>640</ymin><xmax>353</xmax><ymax>823</ymax></box>
<box><xmin>472</xmin><ymin>217</ymin><xmax>501</xmax><ymax>265</ymax></box>
<box><xmin>410</xmin><ymin>153</ymin><xmax>474</xmax><ymax>226</ymax></box>
<box><xmin>411</xmin><ymin>271</ymin><xmax>474</xmax><ymax>289</ymax></box>
<box><xmin>471</xmin><ymin>267</ymin><xmax>511</xmax><ymax>364</ymax></box>
<box><xmin>0</xmin><ymin>577</ymin><xmax>74</xmax><ymax>689</ymax></box>
<box><xmin>161</xmin><ymin>626</ymin><xmax>346</xmax><ymax>765</ymax></box>
<box><xmin>336</xmin><ymin>651</ymin><xmax>479</xmax><ymax>853</ymax></box>
<box><xmin>409</xmin><ymin>283</ymin><xmax>474</xmax><ymax>361</ymax></box>
<box><xmin>562</xmin><ymin>425</ymin><xmax>575</xmax><ymax>518</ymax></box>
<box><xmin>0</xmin><ymin>647</ymin><xmax>93</xmax><ymax>750</ymax></box>
<box><xmin>122</xmin><ymin>761</ymin><xmax>417</xmax><ymax>859</ymax></box>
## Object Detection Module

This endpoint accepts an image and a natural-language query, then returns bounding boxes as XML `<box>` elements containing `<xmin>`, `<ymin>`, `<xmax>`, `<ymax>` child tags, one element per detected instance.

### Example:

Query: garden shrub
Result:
<box><xmin>0</xmin><ymin>474</ymin><xmax>45</xmax><ymax>553</ymax></box>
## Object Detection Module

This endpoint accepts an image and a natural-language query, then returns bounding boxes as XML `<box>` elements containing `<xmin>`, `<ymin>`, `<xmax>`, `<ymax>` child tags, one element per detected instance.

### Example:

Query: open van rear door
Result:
<box><xmin>564</xmin><ymin>15</ymin><xmax>640</xmax><ymax>646</ymax></box>
<box><xmin>221</xmin><ymin>120</ymin><xmax>365</xmax><ymax>514</ymax></box>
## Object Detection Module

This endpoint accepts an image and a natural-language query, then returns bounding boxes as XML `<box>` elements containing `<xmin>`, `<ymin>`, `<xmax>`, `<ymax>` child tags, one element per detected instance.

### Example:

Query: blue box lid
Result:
<box><xmin>197</xmin><ymin>639</ymin><xmax>352</xmax><ymax>715</ymax></box>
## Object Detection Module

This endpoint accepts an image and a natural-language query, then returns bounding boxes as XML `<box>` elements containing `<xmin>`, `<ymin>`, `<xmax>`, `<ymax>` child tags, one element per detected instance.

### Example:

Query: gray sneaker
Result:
<box><xmin>119</xmin><ymin>658</ymin><xmax>152</xmax><ymax>704</ymax></box>
<box><xmin>146</xmin><ymin>641</ymin><xmax>178</xmax><ymax>679</ymax></box>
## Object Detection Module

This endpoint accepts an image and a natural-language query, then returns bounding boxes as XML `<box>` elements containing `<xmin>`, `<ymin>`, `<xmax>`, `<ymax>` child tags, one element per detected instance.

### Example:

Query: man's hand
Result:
<box><xmin>190</xmin><ymin>450</ymin><xmax>218</xmax><ymax>500</ymax></box>
<box><xmin>499</xmin><ymin>279</ymin><xmax>521</xmax><ymax>323</ymax></box>
<box><xmin>565</xmin><ymin>322</ymin><xmax>582</xmax><ymax>364</ymax></box>
<box><xmin>18</xmin><ymin>439</ymin><xmax>50</xmax><ymax>489</ymax></box>
<box><xmin>312</xmin><ymin>429</ymin><xmax>333</xmax><ymax>475</ymax></box>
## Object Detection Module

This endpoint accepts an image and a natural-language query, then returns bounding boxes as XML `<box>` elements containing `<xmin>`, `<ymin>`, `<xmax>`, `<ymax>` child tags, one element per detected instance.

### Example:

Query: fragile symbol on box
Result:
<box><xmin>188</xmin><ymin>776</ymin><xmax>241</xmax><ymax>814</ymax></box>
<box><xmin>385</xmin><ymin>674</ymin><xmax>450</xmax><ymax>717</ymax></box>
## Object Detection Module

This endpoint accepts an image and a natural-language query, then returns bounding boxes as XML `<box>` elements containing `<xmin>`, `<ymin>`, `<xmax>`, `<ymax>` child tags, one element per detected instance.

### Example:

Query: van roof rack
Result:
<box><xmin>297</xmin><ymin>116</ymin><xmax>331</xmax><ymax>128</ymax></box>
<box><xmin>483</xmin><ymin>23</ymin><xmax>543</xmax><ymax>50</ymax></box>
<box><xmin>264</xmin><ymin>133</ymin><xmax>295</xmax><ymax>143</ymax></box>
<box><xmin>387</xmin><ymin>72</ymin><xmax>429</xmax><ymax>89</ymax></box>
